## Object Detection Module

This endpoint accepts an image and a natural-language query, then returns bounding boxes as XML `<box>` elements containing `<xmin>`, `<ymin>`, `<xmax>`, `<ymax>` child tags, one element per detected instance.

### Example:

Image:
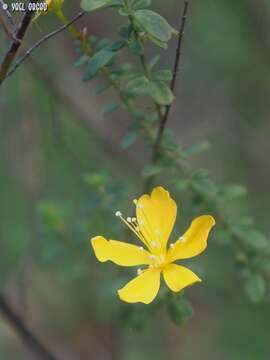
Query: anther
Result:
<box><xmin>115</xmin><ymin>211</ymin><xmax>122</xmax><ymax>217</ymax></box>
<box><xmin>170</xmin><ymin>243</ymin><xmax>175</xmax><ymax>248</ymax></box>
<box><xmin>127</xmin><ymin>217</ymin><xmax>132</xmax><ymax>223</ymax></box>
<box><xmin>151</xmin><ymin>241</ymin><xmax>157</xmax><ymax>248</ymax></box>
<box><xmin>132</xmin><ymin>217</ymin><xmax>137</xmax><ymax>222</ymax></box>
<box><xmin>179</xmin><ymin>236</ymin><xmax>186</xmax><ymax>243</ymax></box>
<box><xmin>139</xmin><ymin>247</ymin><xmax>143</xmax><ymax>251</ymax></box>
<box><xmin>137</xmin><ymin>268</ymin><xmax>143</xmax><ymax>275</ymax></box>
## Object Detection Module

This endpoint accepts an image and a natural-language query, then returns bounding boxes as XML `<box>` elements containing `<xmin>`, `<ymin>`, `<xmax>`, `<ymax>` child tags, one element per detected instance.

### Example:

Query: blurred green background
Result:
<box><xmin>1</xmin><ymin>0</ymin><xmax>270</xmax><ymax>359</ymax></box>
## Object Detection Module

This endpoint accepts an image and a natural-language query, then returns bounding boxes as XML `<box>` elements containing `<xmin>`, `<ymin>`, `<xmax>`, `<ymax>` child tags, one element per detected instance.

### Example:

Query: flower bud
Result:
<box><xmin>46</xmin><ymin>0</ymin><xmax>64</xmax><ymax>12</ymax></box>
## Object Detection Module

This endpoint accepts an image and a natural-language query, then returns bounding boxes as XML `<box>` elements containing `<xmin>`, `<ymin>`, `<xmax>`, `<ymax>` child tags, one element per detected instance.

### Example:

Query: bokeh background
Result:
<box><xmin>1</xmin><ymin>0</ymin><xmax>270</xmax><ymax>359</ymax></box>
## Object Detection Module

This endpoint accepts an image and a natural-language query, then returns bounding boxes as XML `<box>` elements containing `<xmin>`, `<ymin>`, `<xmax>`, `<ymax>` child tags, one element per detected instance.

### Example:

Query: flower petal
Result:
<box><xmin>163</xmin><ymin>263</ymin><xmax>201</xmax><ymax>292</ymax></box>
<box><xmin>118</xmin><ymin>268</ymin><xmax>161</xmax><ymax>304</ymax></box>
<box><xmin>168</xmin><ymin>215</ymin><xmax>215</xmax><ymax>261</ymax></box>
<box><xmin>91</xmin><ymin>236</ymin><xmax>151</xmax><ymax>266</ymax></box>
<box><xmin>136</xmin><ymin>186</ymin><xmax>177</xmax><ymax>250</ymax></box>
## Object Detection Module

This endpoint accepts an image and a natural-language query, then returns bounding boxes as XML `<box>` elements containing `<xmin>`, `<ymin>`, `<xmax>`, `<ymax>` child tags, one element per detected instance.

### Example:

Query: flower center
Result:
<box><xmin>149</xmin><ymin>254</ymin><xmax>167</xmax><ymax>269</ymax></box>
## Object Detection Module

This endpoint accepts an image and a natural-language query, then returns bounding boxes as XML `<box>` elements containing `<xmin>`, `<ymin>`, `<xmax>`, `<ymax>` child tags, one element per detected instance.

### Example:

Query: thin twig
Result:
<box><xmin>0</xmin><ymin>0</ymin><xmax>39</xmax><ymax>85</ymax></box>
<box><xmin>153</xmin><ymin>1</ymin><xmax>189</xmax><ymax>161</ymax></box>
<box><xmin>144</xmin><ymin>1</ymin><xmax>189</xmax><ymax>191</ymax></box>
<box><xmin>0</xmin><ymin>0</ymin><xmax>17</xmax><ymax>30</ymax></box>
<box><xmin>0</xmin><ymin>293</ymin><xmax>60</xmax><ymax>360</ymax></box>
<box><xmin>6</xmin><ymin>11</ymin><xmax>86</xmax><ymax>79</ymax></box>
<box><xmin>0</xmin><ymin>13</ymin><xmax>17</xmax><ymax>41</ymax></box>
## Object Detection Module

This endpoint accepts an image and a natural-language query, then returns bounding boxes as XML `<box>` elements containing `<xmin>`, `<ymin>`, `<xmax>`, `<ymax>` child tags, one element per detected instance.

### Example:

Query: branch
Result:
<box><xmin>144</xmin><ymin>1</ymin><xmax>189</xmax><ymax>191</ymax></box>
<box><xmin>153</xmin><ymin>1</ymin><xmax>189</xmax><ymax>161</ymax></box>
<box><xmin>5</xmin><ymin>11</ymin><xmax>86</xmax><ymax>79</ymax></box>
<box><xmin>0</xmin><ymin>293</ymin><xmax>60</xmax><ymax>360</ymax></box>
<box><xmin>0</xmin><ymin>0</ymin><xmax>39</xmax><ymax>85</ymax></box>
<box><xmin>0</xmin><ymin>13</ymin><xmax>17</xmax><ymax>41</ymax></box>
<box><xmin>0</xmin><ymin>0</ymin><xmax>17</xmax><ymax>30</ymax></box>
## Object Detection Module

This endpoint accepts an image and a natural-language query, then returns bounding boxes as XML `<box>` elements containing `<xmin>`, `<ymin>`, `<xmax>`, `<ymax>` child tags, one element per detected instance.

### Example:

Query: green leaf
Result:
<box><xmin>142</xmin><ymin>164</ymin><xmax>162</xmax><ymax>177</ymax></box>
<box><xmin>95</xmin><ymin>38</ymin><xmax>111</xmax><ymax>51</ymax></box>
<box><xmin>152</xmin><ymin>69</ymin><xmax>172</xmax><ymax>81</ymax></box>
<box><xmin>81</xmin><ymin>0</ymin><xmax>122</xmax><ymax>12</ymax></box>
<box><xmin>191</xmin><ymin>172</ymin><xmax>217</xmax><ymax>197</ymax></box>
<box><xmin>242</xmin><ymin>230</ymin><xmax>269</xmax><ymax>252</ymax></box>
<box><xmin>244</xmin><ymin>274</ymin><xmax>265</xmax><ymax>303</ymax></box>
<box><xmin>175</xmin><ymin>179</ymin><xmax>190</xmax><ymax>192</ymax></box>
<box><xmin>221</xmin><ymin>184</ymin><xmax>247</xmax><ymax>200</ymax></box>
<box><xmin>95</xmin><ymin>82</ymin><xmax>111</xmax><ymax>94</ymax></box>
<box><xmin>148</xmin><ymin>55</ymin><xmax>160</xmax><ymax>69</ymax></box>
<box><xmin>103</xmin><ymin>102</ymin><xmax>119</xmax><ymax>115</ymax></box>
<box><xmin>148</xmin><ymin>81</ymin><xmax>174</xmax><ymax>105</ymax></box>
<box><xmin>73</xmin><ymin>54</ymin><xmax>89</xmax><ymax>68</ymax></box>
<box><xmin>129</xmin><ymin>41</ymin><xmax>144</xmax><ymax>55</ymax></box>
<box><xmin>83</xmin><ymin>48</ymin><xmax>115</xmax><ymax>81</ymax></box>
<box><xmin>167</xmin><ymin>295</ymin><xmax>193</xmax><ymax>326</ymax></box>
<box><xmin>183</xmin><ymin>141</ymin><xmax>210</xmax><ymax>157</ymax></box>
<box><xmin>38</xmin><ymin>202</ymin><xmax>63</xmax><ymax>230</ymax></box>
<box><xmin>125</xmin><ymin>76</ymin><xmax>149</xmax><ymax>95</ymax></box>
<box><xmin>120</xmin><ymin>132</ymin><xmax>138</xmax><ymax>149</ymax></box>
<box><xmin>118</xmin><ymin>24</ymin><xmax>133</xmax><ymax>39</ymax></box>
<box><xmin>147</xmin><ymin>34</ymin><xmax>168</xmax><ymax>49</ymax></box>
<box><xmin>109</xmin><ymin>40</ymin><xmax>126</xmax><ymax>51</ymax></box>
<box><xmin>131</xmin><ymin>0</ymin><xmax>152</xmax><ymax>10</ymax></box>
<box><xmin>134</xmin><ymin>9</ymin><xmax>175</xmax><ymax>42</ymax></box>
<box><xmin>82</xmin><ymin>172</ymin><xmax>107</xmax><ymax>187</ymax></box>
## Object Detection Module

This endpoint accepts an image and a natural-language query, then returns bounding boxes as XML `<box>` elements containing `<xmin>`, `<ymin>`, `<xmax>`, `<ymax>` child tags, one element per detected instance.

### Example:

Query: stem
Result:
<box><xmin>126</xmin><ymin>11</ymin><xmax>164</xmax><ymax>123</ymax></box>
<box><xmin>0</xmin><ymin>294</ymin><xmax>60</xmax><ymax>360</ymax></box>
<box><xmin>153</xmin><ymin>1</ymin><xmax>189</xmax><ymax>161</ymax></box>
<box><xmin>6</xmin><ymin>12</ymin><xmax>86</xmax><ymax>79</ymax></box>
<box><xmin>0</xmin><ymin>0</ymin><xmax>39</xmax><ymax>85</ymax></box>
<box><xmin>0</xmin><ymin>0</ymin><xmax>17</xmax><ymax>30</ymax></box>
<box><xmin>144</xmin><ymin>1</ymin><xmax>189</xmax><ymax>190</ymax></box>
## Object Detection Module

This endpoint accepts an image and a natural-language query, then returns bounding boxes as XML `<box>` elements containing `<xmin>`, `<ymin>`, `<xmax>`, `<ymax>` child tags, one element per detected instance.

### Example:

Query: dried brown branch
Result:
<box><xmin>0</xmin><ymin>13</ymin><xmax>17</xmax><ymax>41</ymax></box>
<box><xmin>6</xmin><ymin>11</ymin><xmax>86</xmax><ymax>79</ymax></box>
<box><xmin>0</xmin><ymin>0</ymin><xmax>39</xmax><ymax>85</ymax></box>
<box><xmin>153</xmin><ymin>1</ymin><xmax>189</xmax><ymax>161</ymax></box>
<box><xmin>0</xmin><ymin>293</ymin><xmax>60</xmax><ymax>360</ymax></box>
<box><xmin>144</xmin><ymin>1</ymin><xmax>189</xmax><ymax>190</ymax></box>
<box><xmin>0</xmin><ymin>0</ymin><xmax>17</xmax><ymax>30</ymax></box>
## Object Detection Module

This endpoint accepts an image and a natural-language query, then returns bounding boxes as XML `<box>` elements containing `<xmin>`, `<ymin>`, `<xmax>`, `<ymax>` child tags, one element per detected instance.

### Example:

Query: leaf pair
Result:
<box><xmin>125</xmin><ymin>76</ymin><xmax>174</xmax><ymax>105</ymax></box>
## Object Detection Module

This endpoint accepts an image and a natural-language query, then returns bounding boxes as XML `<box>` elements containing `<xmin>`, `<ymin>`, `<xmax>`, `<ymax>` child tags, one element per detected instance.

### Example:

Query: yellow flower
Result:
<box><xmin>91</xmin><ymin>186</ymin><xmax>216</xmax><ymax>304</ymax></box>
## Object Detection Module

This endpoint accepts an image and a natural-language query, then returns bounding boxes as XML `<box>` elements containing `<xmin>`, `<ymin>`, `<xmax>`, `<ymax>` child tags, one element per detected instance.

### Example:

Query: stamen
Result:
<box><xmin>137</xmin><ymin>268</ymin><xmax>142</xmax><ymax>275</ymax></box>
<box><xmin>170</xmin><ymin>243</ymin><xmax>175</xmax><ymax>248</ymax></box>
<box><xmin>139</xmin><ymin>247</ymin><xmax>143</xmax><ymax>251</ymax></box>
<box><xmin>179</xmin><ymin>236</ymin><xmax>186</xmax><ymax>243</ymax></box>
<box><xmin>133</xmin><ymin>199</ymin><xmax>137</xmax><ymax>205</ymax></box>
<box><xmin>115</xmin><ymin>211</ymin><xmax>151</xmax><ymax>250</ymax></box>
<box><xmin>132</xmin><ymin>217</ymin><xmax>137</xmax><ymax>222</ymax></box>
